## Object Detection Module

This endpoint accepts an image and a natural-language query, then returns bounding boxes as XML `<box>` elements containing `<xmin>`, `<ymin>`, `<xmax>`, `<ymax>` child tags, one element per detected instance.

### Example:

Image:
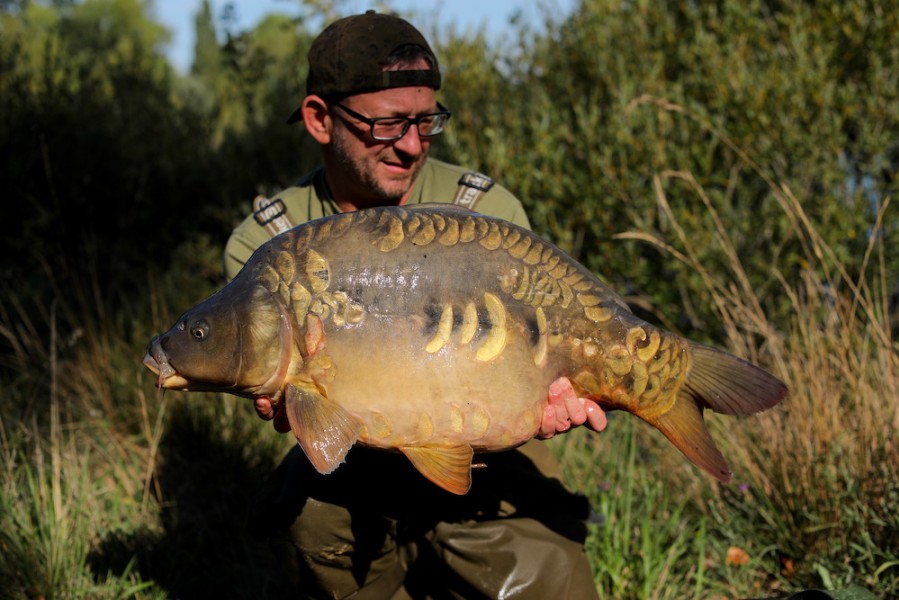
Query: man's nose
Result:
<box><xmin>392</xmin><ymin>124</ymin><xmax>425</xmax><ymax>155</ymax></box>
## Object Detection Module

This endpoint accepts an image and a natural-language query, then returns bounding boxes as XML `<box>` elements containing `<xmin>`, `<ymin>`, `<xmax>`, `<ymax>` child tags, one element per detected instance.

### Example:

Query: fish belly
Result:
<box><xmin>321</xmin><ymin>320</ymin><xmax>552</xmax><ymax>452</ymax></box>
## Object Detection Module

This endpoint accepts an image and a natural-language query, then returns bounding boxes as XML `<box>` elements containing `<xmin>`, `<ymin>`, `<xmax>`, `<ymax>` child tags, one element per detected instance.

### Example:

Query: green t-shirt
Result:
<box><xmin>223</xmin><ymin>158</ymin><xmax>529</xmax><ymax>280</ymax></box>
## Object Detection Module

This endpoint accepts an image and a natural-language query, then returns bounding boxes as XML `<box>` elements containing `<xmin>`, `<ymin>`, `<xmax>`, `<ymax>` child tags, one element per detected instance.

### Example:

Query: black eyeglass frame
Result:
<box><xmin>330</xmin><ymin>102</ymin><xmax>452</xmax><ymax>141</ymax></box>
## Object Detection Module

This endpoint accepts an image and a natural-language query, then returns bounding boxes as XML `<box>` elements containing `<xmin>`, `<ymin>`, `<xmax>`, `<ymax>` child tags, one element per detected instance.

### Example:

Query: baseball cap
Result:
<box><xmin>286</xmin><ymin>11</ymin><xmax>441</xmax><ymax>124</ymax></box>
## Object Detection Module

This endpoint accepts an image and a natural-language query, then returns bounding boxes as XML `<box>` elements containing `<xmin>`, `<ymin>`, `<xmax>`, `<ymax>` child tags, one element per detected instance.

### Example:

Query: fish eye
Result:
<box><xmin>190</xmin><ymin>319</ymin><xmax>209</xmax><ymax>341</ymax></box>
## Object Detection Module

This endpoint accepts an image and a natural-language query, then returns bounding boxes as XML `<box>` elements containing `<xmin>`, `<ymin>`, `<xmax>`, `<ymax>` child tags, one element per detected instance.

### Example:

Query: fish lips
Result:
<box><xmin>143</xmin><ymin>335</ymin><xmax>191</xmax><ymax>390</ymax></box>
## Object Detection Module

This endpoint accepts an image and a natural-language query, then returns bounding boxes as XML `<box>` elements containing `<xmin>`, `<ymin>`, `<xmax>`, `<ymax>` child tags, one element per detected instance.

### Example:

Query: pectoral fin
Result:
<box><xmin>401</xmin><ymin>445</ymin><xmax>474</xmax><ymax>495</ymax></box>
<box><xmin>285</xmin><ymin>383</ymin><xmax>361</xmax><ymax>474</ymax></box>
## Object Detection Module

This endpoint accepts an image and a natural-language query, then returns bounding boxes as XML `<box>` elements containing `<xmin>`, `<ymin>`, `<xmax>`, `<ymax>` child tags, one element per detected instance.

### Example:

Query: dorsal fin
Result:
<box><xmin>406</xmin><ymin>203</ymin><xmax>477</xmax><ymax>216</ymax></box>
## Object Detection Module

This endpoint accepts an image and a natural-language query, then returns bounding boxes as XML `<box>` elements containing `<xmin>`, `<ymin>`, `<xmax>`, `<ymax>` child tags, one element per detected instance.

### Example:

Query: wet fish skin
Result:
<box><xmin>143</xmin><ymin>204</ymin><xmax>787</xmax><ymax>494</ymax></box>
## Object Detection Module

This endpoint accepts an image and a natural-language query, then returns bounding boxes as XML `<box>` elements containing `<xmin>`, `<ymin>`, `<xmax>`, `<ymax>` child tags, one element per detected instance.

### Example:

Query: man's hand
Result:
<box><xmin>254</xmin><ymin>376</ymin><xmax>607</xmax><ymax>439</ymax></box>
<box><xmin>255</xmin><ymin>396</ymin><xmax>291</xmax><ymax>433</ymax></box>
<box><xmin>537</xmin><ymin>377</ymin><xmax>607</xmax><ymax>439</ymax></box>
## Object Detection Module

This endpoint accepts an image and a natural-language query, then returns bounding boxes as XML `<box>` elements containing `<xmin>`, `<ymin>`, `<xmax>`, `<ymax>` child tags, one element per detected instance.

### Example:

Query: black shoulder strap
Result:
<box><xmin>252</xmin><ymin>194</ymin><xmax>294</xmax><ymax>238</ymax></box>
<box><xmin>453</xmin><ymin>172</ymin><xmax>495</xmax><ymax>209</ymax></box>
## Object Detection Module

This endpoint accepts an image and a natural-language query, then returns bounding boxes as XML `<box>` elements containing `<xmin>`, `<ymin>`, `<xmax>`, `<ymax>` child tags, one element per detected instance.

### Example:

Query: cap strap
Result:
<box><xmin>377</xmin><ymin>69</ymin><xmax>441</xmax><ymax>89</ymax></box>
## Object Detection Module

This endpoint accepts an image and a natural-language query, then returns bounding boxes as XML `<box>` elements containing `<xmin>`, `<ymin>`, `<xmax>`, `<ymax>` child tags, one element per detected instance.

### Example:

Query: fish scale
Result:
<box><xmin>144</xmin><ymin>204</ymin><xmax>787</xmax><ymax>494</ymax></box>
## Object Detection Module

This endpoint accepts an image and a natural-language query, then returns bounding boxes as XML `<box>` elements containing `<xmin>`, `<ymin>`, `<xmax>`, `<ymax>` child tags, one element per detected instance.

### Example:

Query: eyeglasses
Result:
<box><xmin>330</xmin><ymin>102</ymin><xmax>452</xmax><ymax>141</ymax></box>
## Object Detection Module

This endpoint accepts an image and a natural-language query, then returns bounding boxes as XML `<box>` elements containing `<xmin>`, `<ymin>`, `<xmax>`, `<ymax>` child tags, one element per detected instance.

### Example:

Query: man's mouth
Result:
<box><xmin>381</xmin><ymin>160</ymin><xmax>415</xmax><ymax>175</ymax></box>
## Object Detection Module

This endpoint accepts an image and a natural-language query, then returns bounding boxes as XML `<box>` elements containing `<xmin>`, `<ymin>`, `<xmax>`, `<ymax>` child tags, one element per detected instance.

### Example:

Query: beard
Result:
<box><xmin>329</xmin><ymin>127</ymin><xmax>428</xmax><ymax>205</ymax></box>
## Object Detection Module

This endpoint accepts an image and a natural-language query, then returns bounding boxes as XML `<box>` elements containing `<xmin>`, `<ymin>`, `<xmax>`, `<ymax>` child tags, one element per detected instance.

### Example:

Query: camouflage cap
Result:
<box><xmin>287</xmin><ymin>11</ymin><xmax>441</xmax><ymax>124</ymax></box>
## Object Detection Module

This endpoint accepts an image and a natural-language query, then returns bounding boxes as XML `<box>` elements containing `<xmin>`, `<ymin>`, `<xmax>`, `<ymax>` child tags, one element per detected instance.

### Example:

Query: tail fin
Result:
<box><xmin>684</xmin><ymin>343</ymin><xmax>788</xmax><ymax>416</ymax></box>
<box><xmin>645</xmin><ymin>343</ymin><xmax>787</xmax><ymax>483</ymax></box>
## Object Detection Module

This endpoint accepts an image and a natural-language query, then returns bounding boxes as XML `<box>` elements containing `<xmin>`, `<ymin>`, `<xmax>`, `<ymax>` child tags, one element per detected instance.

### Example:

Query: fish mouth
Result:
<box><xmin>143</xmin><ymin>337</ymin><xmax>191</xmax><ymax>390</ymax></box>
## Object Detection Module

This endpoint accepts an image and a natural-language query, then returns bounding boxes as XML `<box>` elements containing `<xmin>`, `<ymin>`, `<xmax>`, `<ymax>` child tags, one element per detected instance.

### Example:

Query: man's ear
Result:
<box><xmin>301</xmin><ymin>95</ymin><xmax>332</xmax><ymax>144</ymax></box>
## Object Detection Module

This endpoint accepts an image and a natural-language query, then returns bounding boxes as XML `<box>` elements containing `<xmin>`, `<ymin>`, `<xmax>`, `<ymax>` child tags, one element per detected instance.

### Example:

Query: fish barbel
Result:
<box><xmin>143</xmin><ymin>204</ymin><xmax>787</xmax><ymax>494</ymax></box>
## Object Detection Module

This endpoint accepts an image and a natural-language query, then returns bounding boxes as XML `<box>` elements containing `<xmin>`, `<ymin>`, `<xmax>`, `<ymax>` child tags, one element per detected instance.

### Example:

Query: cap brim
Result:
<box><xmin>286</xmin><ymin>106</ymin><xmax>303</xmax><ymax>124</ymax></box>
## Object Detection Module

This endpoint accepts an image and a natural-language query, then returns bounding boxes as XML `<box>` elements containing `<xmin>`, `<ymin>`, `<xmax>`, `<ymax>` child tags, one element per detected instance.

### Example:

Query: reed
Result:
<box><xmin>555</xmin><ymin>159</ymin><xmax>897</xmax><ymax>596</ymax></box>
<box><xmin>0</xmin><ymin>189</ymin><xmax>894</xmax><ymax>598</ymax></box>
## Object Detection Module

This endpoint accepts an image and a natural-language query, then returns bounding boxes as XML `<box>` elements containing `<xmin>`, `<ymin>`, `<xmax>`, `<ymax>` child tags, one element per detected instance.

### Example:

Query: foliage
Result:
<box><xmin>552</xmin><ymin>166</ymin><xmax>899</xmax><ymax>597</ymax></box>
<box><xmin>0</xmin><ymin>0</ymin><xmax>316</xmax><ymax>317</ymax></box>
<box><xmin>0</xmin><ymin>0</ymin><xmax>896</xmax><ymax>597</ymax></box>
<box><xmin>436</xmin><ymin>0</ymin><xmax>899</xmax><ymax>340</ymax></box>
<box><xmin>1</xmin><ymin>0</ymin><xmax>218</xmax><ymax>307</ymax></box>
<box><xmin>557</xmin><ymin>423</ymin><xmax>710</xmax><ymax>599</ymax></box>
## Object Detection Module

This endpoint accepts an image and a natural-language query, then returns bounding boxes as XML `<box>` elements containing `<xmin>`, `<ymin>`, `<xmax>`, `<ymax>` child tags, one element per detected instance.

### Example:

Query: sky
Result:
<box><xmin>152</xmin><ymin>0</ymin><xmax>576</xmax><ymax>73</ymax></box>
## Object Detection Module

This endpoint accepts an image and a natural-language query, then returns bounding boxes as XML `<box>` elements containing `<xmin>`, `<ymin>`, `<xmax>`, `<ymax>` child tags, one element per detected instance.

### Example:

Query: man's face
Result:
<box><xmin>326</xmin><ymin>84</ymin><xmax>439</xmax><ymax>207</ymax></box>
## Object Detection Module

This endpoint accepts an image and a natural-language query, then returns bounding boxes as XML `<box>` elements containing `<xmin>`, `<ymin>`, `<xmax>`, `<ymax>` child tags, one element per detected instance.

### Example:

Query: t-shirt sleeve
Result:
<box><xmin>474</xmin><ymin>184</ymin><xmax>532</xmax><ymax>230</ymax></box>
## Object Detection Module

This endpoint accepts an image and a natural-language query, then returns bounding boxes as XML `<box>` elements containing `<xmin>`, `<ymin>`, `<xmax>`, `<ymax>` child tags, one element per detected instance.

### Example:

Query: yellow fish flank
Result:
<box><xmin>143</xmin><ymin>205</ymin><xmax>787</xmax><ymax>494</ymax></box>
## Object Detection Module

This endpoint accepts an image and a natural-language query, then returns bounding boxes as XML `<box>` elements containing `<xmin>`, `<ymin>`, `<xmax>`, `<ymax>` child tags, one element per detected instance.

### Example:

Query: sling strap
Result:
<box><xmin>453</xmin><ymin>172</ymin><xmax>495</xmax><ymax>210</ymax></box>
<box><xmin>253</xmin><ymin>194</ymin><xmax>294</xmax><ymax>237</ymax></box>
<box><xmin>251</xmin><ymin>170</ymin><xmax>495</xmax><ymax>239</ymax></box>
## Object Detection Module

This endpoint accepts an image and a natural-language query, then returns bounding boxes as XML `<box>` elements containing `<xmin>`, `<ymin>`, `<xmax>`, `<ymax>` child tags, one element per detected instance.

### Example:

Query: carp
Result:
<box><xmin>143</xmin><ymin>204</ymin><xmax>787</xmax><ymax>494</ymax></box>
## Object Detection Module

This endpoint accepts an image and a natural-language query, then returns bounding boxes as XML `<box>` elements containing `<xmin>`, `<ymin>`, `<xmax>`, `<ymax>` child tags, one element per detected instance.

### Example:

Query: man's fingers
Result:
<box><xmin>563</xmin><ymin>393</ymin><xmax>587</xmax><ymax>427</ymax></box>
<box><xmin>550</xmin><ymin>376</ymin><xmax>584</xmax><ymax>430</ymax></box>
<box><xmin>255</xmin><ymin>396</ymin><xmax>292</xmax><ymax>433</ymax></box>
<box><xmin>547</xmin><ymin>378</ymin><xmax>567</xmax><ymax>407</ymax></box>
<box><xmin>255</xmin><ymin>396</ymin><xmax>275</xmax><ymax>420</ymax></box>
<box><xmin>585</xmin><ymin>401</ymin><xmax>608</xmax><ymax>432</ymax></box>
<box><xmin>538</xmin><ymin>404</ymin><xmax>558</xmax><ymax>439</ymax></box>
<box><xmin>544</xmin><ymin>377</ymin><xmax>608</xmax><ymax>436</ymax></box>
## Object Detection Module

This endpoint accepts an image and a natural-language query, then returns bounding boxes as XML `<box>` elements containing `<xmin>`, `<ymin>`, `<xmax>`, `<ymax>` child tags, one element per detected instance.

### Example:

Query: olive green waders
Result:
<box><xmin>250</xmin><ymin>440</ymin><xmax>599</xmax><ymax>599</ymax></box>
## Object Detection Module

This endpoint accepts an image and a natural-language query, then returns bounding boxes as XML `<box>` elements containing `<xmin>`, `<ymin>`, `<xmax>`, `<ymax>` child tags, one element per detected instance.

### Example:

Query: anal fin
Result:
<box><xmin>647</xmin><ymin>394</ymin><xmax>732</xmax><ymax>483</ymax></box>
<box><xmin>401</xmin><ymin>445</ymin><xmax>474</xmax><ymax>495</ymax></box>
<box><xmin>285</xmin><ymin>383</ymin><xmax>361</xmax><ymax>474</ymax></box>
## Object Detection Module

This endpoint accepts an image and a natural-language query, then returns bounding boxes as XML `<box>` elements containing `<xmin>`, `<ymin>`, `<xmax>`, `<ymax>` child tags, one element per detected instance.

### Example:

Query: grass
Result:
<box><xmin>551</xmin><ymin>164</ymin><xmax>898</xmax><ymax>597</ymax></box>
<box><xmin>0</xmin><ymin>242</ymin><xmax>296</xmax><ymax>599</ymax></box>
<box><xmin>0</xmin><ymin>194</ymin><xmax>896</xmax><ymax>598</ymax></box>
<box><xmin>556</xmin><ymin>423</ymin><xmax>710</xmax><ymax>599</ymax></box>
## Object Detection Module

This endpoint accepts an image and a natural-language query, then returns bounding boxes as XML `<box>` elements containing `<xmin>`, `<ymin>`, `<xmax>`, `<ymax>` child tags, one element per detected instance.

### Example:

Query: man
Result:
<box><xmin>225</xmin><ymin>11</ymin><xmax>606</xmax><ymax>598</ymax></box>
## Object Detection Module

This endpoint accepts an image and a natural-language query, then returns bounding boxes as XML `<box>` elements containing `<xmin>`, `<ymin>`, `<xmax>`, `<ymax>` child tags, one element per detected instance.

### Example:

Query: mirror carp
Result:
<box><xmin>144</xmin><ymin>204</ymin><xmax>787</xmax><ymax>494</ymax></box>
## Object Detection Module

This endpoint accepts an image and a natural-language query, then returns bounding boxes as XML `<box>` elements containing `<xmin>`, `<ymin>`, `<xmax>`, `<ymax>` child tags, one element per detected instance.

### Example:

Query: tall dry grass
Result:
<box><xmin>0</xmin><ymin>245</ymin><xmax>295</xmax><ymax>598</ymax></box>
<box><xmin>566</xmin><ymin>138</ymin><xmax>898</xmax><ymax>595</ymax></box>
<box><xmin>1</xmin><ymin>166</ymin><xmax>895</xmax><ymax>598</ymax></box>
<box><xmin>2</xmin><ymin>190</ymin><xmax>895</xmax><ymax>596</ymax></box>
<box><xmin>628</xmin><ymin>168</ymin><xmax>898</xmax><ymax>478</ymax></box>
<box><xmin>0</xmin><ymin>287</ymin><xmax>168</xmax><ymax>598</ymax></box>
